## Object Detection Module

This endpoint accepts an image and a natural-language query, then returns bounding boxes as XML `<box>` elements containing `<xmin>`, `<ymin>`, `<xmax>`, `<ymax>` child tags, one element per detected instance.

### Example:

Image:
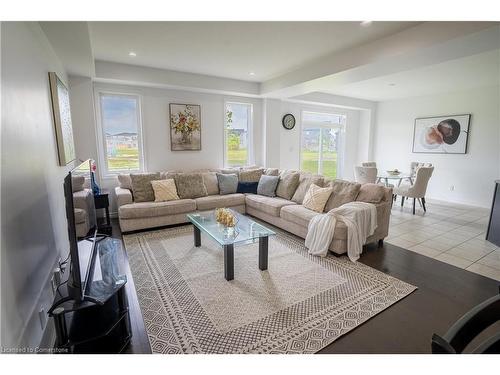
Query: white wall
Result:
<box><xmin>374</xmin><ymin>85</ymin><xmax>500</xmax><ymax>208</ymax></box>
<box><xmin>70</xmin><ymin>82</ymin><xmax>264</xmax><ymax>213</ymax></box>
<box><xmin>1</xmin><ymin>22</ymin><xmax>71</xmax><ymax>349</ymax></box>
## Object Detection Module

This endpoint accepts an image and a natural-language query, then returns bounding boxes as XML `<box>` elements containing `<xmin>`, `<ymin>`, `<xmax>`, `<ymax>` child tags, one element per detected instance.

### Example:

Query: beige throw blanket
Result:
<box><xmin>305</xmin><ymin>202</ymin><xmax>377</xmax><ymax>262</ymax></box>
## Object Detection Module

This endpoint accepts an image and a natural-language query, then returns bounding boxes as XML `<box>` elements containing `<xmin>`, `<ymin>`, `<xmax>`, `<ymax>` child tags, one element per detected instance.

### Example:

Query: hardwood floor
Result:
<box><xmin>112</xmin><ymin>220</ymin><xmax>499</xmax><ymax>354</ymax></box>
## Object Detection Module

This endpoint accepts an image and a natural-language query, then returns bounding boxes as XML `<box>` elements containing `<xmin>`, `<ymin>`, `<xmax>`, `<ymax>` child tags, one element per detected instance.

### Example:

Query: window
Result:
<box><xmin>224</xmin><ymin>102</ymin><xmax>252</xmax><ymax>167</ymax></box>
<box><xmin>300</xmin><ymin>111</ymin><xmax>345</xmax><ymax>179</ymax></box>
<box><xmin>97</xmin><ymin>93</ymin><xmax>143</xmax><ymax>175</ymax></box>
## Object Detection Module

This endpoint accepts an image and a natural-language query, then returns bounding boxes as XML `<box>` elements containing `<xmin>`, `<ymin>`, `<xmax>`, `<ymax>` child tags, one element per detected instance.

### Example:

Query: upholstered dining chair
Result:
<box><xmin>361</xmin><ymin>161</ymin><xmax>377</xmax><ymax>168</ymax></box>
<box><xmin>354</xmin><ymin>166</ymin><xmax>377</xmax><ymax>184</ymax></box>
<box><xmin>393</xmin><ymin>166</ymin><xmax>434</xmax><ymax>215</ymax></box>
<box><xmin>410</xmin><ymin>162</ymin><xmax>433</xmax><ymax>178</ymax></box>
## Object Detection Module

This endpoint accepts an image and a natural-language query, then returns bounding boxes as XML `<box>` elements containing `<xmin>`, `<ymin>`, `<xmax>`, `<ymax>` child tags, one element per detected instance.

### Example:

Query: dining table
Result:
<box><xmin>376</xmin><ymin>172</ymin><xmax>413</xmax><ymax>187</ymax></box>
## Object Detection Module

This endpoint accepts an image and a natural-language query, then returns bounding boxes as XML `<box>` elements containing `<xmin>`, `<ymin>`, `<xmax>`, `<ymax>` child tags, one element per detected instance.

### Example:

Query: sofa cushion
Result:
<box><xmin>276</xmin><ymin>171</ymin><xmax>300</xmax><ymax>200</ymax></box>
<box><xmin>174</xmin><ymin>173</ymin><xmax>208</xmax><ymax>199</ymax></box>
<box><xmin>323</xmin><ymin>179</ymin><xmax>361</xmax><ymax>212</ymax></box>
<box><xmin>151</xmin><ymin>179</ymin><xmax>180</xmax><ymax>202</ymax></box>
<box><xmin>118</xmin><ymin>174</ymin><xmax>133</xmax><ymax>190</ymax></box>
<box><xmin>195</xmin><ymin>194</ymin><xmax>245</xmax><ymax>211</ymax></box>
<box><xmin>264</xmin><ymin>168</ymin><xmax>279</xmax><ymax>176</ymax></box>
<box><xmin>238</xmin><ymin>168</ymin><xmax>263</xmax><ymax>183</ymax></box>
<box><xmin>216</xmin><ymin>173</ymin><xmax>239</xmax><ymax>195</ymax></box>
<box><xmin>202</xmin><ymin>172</ymin><xmax>219</xmax><ymax>195</ymax></box>
<box><xmin>236</xmin><ymin>181</ymin><xmax>258</xmax><ymax>194</ymax></box>
<box><xmin>245</xmin><ymin>194</ymin><xmax>296</xmax><ymax>216</ymax></box>
<box><xmin>302</xmin><ymin>184</ymin><xmax>333</xmax><ymax>213</ymax></box>
<box><xmin>257</xmin><ymin>175</ymin><xmax>279</xmax><ymax>197</ymax></box>
<box><xmin>130</xmin><ymin>173</ymin><xmax>161</xmax><ymax>202</ymax></box>
<box><xmin>280</xmin><ymin>205</ymin><xmax>348</xmax><ymax>239</ymax></box>
<box><xmin>291</xmin><ymin>173</ymin><xmax>324</xmax><ymax>203</ymax></box>
<box><xmin>72</xmin><ymin>175</ymin><xmax>85</xmax><ymax>192</ymax></box>
<box><xmin>74</xmin><ymin>208</ymin><xmax>87</xmax><ymax>224</ymax></box>
<box><xmin>119</xmin><ymin>199</ymin><xmax>196</xmax><ymax>219</ymax></box>
<box><xmin>356</xmin><ymin>183</ymin><xmax>386</xmax><ymax>204</ymax></box>
<box><xmin>219</xmin><ymin>168</ymin><xmax>240</xmax><ymax>175</ymax></box>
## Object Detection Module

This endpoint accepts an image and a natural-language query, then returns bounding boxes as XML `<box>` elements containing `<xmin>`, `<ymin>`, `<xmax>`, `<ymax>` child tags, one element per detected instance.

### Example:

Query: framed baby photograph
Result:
<box><xmin>412</xmin><ymin>114</ymin><xmax>471</xmax><ymax>154</ymax></box>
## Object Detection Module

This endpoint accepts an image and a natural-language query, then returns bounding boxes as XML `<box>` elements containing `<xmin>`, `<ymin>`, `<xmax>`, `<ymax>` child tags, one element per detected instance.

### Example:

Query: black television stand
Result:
<box><xmin>48</xmin><ymin>238</ymin><xmax>131</xmax><ymax>353</ymax></box>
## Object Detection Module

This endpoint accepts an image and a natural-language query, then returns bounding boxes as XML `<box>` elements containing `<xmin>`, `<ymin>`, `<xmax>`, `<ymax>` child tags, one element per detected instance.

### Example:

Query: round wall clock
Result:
<box><xmin>282</xmin><ymin>113</ymin><xmax>296</xmax><ymax>130</ymax></box>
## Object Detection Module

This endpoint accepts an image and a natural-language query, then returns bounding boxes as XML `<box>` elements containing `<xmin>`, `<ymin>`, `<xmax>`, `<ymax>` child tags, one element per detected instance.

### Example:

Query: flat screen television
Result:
<box><xmin>63</xmin><ymin>159</ymin><xmax>98</xmax><ymax>301</ymax></box>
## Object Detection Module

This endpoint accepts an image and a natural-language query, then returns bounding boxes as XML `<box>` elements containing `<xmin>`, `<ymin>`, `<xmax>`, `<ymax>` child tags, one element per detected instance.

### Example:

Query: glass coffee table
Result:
<box><xmin>187</xmin><ymin>209</ymin><xmax>276</xmax><ymax>281</ymax></box>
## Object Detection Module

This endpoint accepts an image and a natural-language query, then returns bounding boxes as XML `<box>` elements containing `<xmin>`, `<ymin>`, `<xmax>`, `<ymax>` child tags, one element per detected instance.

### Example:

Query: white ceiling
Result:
<box><xmin>319</xmin><ymin>49</ymin><xmax>500</xmax><ymax>101</ymax></box>
<box><xmin>88</xmin><ymin>21</ymin><xmax>418</xmax><ymax>82</ymax></box>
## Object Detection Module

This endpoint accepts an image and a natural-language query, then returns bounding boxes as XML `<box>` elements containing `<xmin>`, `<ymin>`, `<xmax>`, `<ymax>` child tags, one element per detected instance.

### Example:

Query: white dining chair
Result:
<box><xmin>410</xmin><ymin>162</ymin><xmax>433</xmax><ymax>178</ymax></box>
<box><xmin>361</xmin><ymin>161</ymin><xmax>377</xmax><ymax>168</ymax></box>
<box><xmin>393</xmin><ymin>166</ymin><xmax>434</xmax><ymax>215</ymax></box>
<box><xmin>354</xmin><ymin>166</ymin><xmax>377</xmax><ymax>184</ymax></box>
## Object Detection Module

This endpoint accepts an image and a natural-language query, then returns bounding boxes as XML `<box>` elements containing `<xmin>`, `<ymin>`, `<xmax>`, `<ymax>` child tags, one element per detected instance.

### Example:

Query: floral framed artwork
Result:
<box><xmin>48</xmin><ymin>72</ymin><xmax>76</xmax><ymax>165</ymax></box>
<box><xmin>169</xmin><ymin>103</ymin><xmax>201</xmax><ymax>151</ymax></box>
<box><xmin>412</xmin><ymin>114</ymin><xmax>471</xmax><ymax>154</ymax></box>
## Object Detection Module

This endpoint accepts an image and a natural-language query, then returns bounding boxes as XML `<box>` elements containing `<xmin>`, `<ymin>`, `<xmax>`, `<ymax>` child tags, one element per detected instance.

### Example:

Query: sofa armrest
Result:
<box><xmin>73</xmin><ymin>189</ymin><xmax>92</xmax><ymax>210</ymax></box>
<box><xmin>373</xmin><ymin>199</ymin><xmax>392</xmax><ymax>239</ymax></box>
<box><xmin>115</xmin><ymin>187</ymin><xmax>133</xmax><ymax>208</ymax></box>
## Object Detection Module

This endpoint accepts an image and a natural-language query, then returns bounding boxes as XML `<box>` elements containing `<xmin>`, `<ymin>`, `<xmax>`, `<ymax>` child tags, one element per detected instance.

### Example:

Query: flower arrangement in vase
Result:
<box><xmin>215</xmin><ymin>208</ymin><xmax>237</xmax><ymax>227</ymax></box>
<box><xmin>170</xmin><ymin>105</ymin><xmax>200</xmax><ymax>144</ymax></box>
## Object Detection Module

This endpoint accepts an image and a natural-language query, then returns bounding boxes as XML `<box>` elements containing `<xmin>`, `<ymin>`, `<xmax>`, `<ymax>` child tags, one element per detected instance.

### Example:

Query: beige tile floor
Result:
<box><xmin>386</xmin><ymin>198</ymin><xmax>500</xmax><ymax>281</ymax></box>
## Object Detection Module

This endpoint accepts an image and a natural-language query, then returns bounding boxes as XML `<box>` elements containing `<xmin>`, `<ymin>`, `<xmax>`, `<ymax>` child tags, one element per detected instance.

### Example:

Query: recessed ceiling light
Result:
<box><xmin>360</xmin><ymin>21</ymin><xmax>373</xmax><ymax>27</ymax></box>
<box><xmin>128</xmin><ymin>51</ymin><xmax>137</xmax><ymax>57</ymax></box>
<box><xmin>249</xmin><ymin>72</ymin><xmax>255</xmax><ymax>76</ymax></box>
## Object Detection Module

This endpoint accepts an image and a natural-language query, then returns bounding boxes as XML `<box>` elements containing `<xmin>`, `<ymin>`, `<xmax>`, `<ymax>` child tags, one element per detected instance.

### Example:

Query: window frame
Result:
<box><xmin>223</xmin><ymin>101</ymin><xmax>254</xmax><ymax>168</ymax></box>
<box><xmin>299</xmin><ymin>110</ymin><xmax>347</xmax><ymax>179</ymax></box>
<box><xmin>95</xmin><ymin>90</ymin><xmax>145</xmax><ymax>178</ymax></box>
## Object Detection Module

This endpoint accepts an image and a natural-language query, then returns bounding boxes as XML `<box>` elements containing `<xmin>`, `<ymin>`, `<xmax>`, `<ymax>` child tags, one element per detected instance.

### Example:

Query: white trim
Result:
<box><xmin>223</xmin><ymin>101</ymin><xmax>254</xmax><ymax>168</ymax></box>
<box><xmin>94</xmin><ymin>90</ymin><xmax>146</xmax><ymax>179</ymax></box>
<box><xmin>299</xmin><ymin>110</ymin><xmax>347</xmax><ymax>179</ymax></box>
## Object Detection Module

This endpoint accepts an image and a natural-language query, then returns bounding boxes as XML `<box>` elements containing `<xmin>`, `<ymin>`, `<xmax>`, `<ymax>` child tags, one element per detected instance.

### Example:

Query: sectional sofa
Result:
<box><xmin>115</xmin><ymin>168</ymin><xmax>392</xmax><ymax>256</ymax></box>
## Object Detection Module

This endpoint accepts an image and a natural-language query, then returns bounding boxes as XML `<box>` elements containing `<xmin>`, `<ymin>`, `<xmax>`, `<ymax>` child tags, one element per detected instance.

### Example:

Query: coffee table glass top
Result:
<box><xmin>187</xmin><ymin>209</ymin><xmax>276</xmax><ymax>246</ymax></box>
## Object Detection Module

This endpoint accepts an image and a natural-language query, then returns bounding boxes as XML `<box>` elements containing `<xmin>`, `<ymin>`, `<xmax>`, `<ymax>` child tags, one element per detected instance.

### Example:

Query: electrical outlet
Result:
<box><xmin>38</xmin><ymin>308</ymin><xmax>47</xmax><ymax>329</ymax></box>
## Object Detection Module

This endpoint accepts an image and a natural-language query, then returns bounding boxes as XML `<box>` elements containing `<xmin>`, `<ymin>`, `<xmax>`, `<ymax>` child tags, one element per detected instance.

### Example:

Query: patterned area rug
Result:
<box><xmin>123</xmin><ymin>224</ymin><xmax>416</xmax><ymax>354</ymax></box>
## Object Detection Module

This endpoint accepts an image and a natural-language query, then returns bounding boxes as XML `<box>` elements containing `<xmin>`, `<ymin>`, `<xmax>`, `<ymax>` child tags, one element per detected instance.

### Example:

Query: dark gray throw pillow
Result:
<box><xmin>130</xmin><ymin>172</ymin><xmax>161</xmax><ymax>202</ymax></box>
<box><xmin>174</xmin><ymin>173</ymin><xmax>208</xmax><ymax>199</ymax></box>
<box><xmin>257</xmin><ymin>175</ymin><xmax>279</xmax><ymax>197</ymax></box>
<box><xmin>216</xmin><ymin>173</ymin><xmax>239</xmax><ymax>195</ymax></box>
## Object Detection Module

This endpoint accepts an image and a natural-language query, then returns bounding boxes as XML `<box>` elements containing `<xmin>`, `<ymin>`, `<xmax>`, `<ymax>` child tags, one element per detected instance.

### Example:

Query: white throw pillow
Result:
<box><xmin>151</xmin><ymin>179</ymin><xmax>180</xmax><ymax>202</ymax></box>
<box><xmin>303</xmin><ymin>184</ymin><xmax>333</xmax><ymax>213</ymax></box>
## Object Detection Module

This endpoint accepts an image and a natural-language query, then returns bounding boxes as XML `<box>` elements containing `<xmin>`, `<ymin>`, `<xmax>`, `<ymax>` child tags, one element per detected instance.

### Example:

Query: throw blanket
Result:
<box><xmin>305</xmin><ymin>202</ymin><xmax>377</xmax><ymax>262</ymax></box>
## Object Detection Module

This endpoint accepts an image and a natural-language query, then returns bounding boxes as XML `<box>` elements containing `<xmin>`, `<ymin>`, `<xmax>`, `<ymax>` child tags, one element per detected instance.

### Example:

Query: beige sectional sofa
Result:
<box><xmin>115</xmin><ymin>168</ymin><xmax>392</xmax><ymax>256</ymax></box>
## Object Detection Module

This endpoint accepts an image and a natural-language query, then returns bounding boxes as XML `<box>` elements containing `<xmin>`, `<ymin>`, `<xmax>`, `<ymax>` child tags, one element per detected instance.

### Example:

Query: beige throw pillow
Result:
<box><xmin>239</xmin><ymin>168</ymin><xmax>264</xmax><ymax>182</ymax></box>
<box><xmin>276</xmin><ymin>171</ymin><xmax>300</xmax><ymax>200</ymax></box>
<box><xmin>303</xmin><ymin>184</ymin><xmax>333</xmax><ymax>213</ymax></box>
<box><xmin>151</xmin><ymin>179</ymin><xmax>180</xmax><ymax>202</ymax></box>
<box><xmin>291</xmin><ymin>174</ymin><xmax>324</xmax><ymax>203</ymax></box>
<box><xmin>356</xmin><ymin>183</ymin><xmax>386</xmax><ymax>203</ymax></box>
<box><xmin>202</xmin><ymin>172</ymin><xmax>219</xmax><ymax>195</ymax></box>
<box><xmin>323</xmin><ymin>179</ymin><xmax>361</xmax><ymax>212</ymax></box>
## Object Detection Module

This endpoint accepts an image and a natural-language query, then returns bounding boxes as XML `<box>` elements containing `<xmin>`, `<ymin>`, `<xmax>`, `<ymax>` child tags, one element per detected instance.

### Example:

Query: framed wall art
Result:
<box><xmin>412</xmin><ymin>114</ymin><xmax>471</xmax><ymax>154</ymax></box>
<box><xmin>169</xmin><ymin>103</ymin><xmax>201</xmax><ymax>151</ymax></box>
<box><xmin>49</xmin><ymin>72</ymin><xmax>76</xmax><ymax>165</ymax></box>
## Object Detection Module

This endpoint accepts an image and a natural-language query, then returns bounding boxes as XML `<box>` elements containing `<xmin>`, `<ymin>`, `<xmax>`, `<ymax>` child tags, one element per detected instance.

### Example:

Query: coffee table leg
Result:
<box><xmin>224</xmin><ymin>244</ymin><xmax>234</xmax><ymax>281</ymax></box>
<box><xmin>259</xmin><ymin>236</ymin><xmax>268</xmax><ymax>271</ymax></box>
<box><xmin>194</xmin><ymin>226</ymin><xmax>201</xmax><ymax>247</ymax></box>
